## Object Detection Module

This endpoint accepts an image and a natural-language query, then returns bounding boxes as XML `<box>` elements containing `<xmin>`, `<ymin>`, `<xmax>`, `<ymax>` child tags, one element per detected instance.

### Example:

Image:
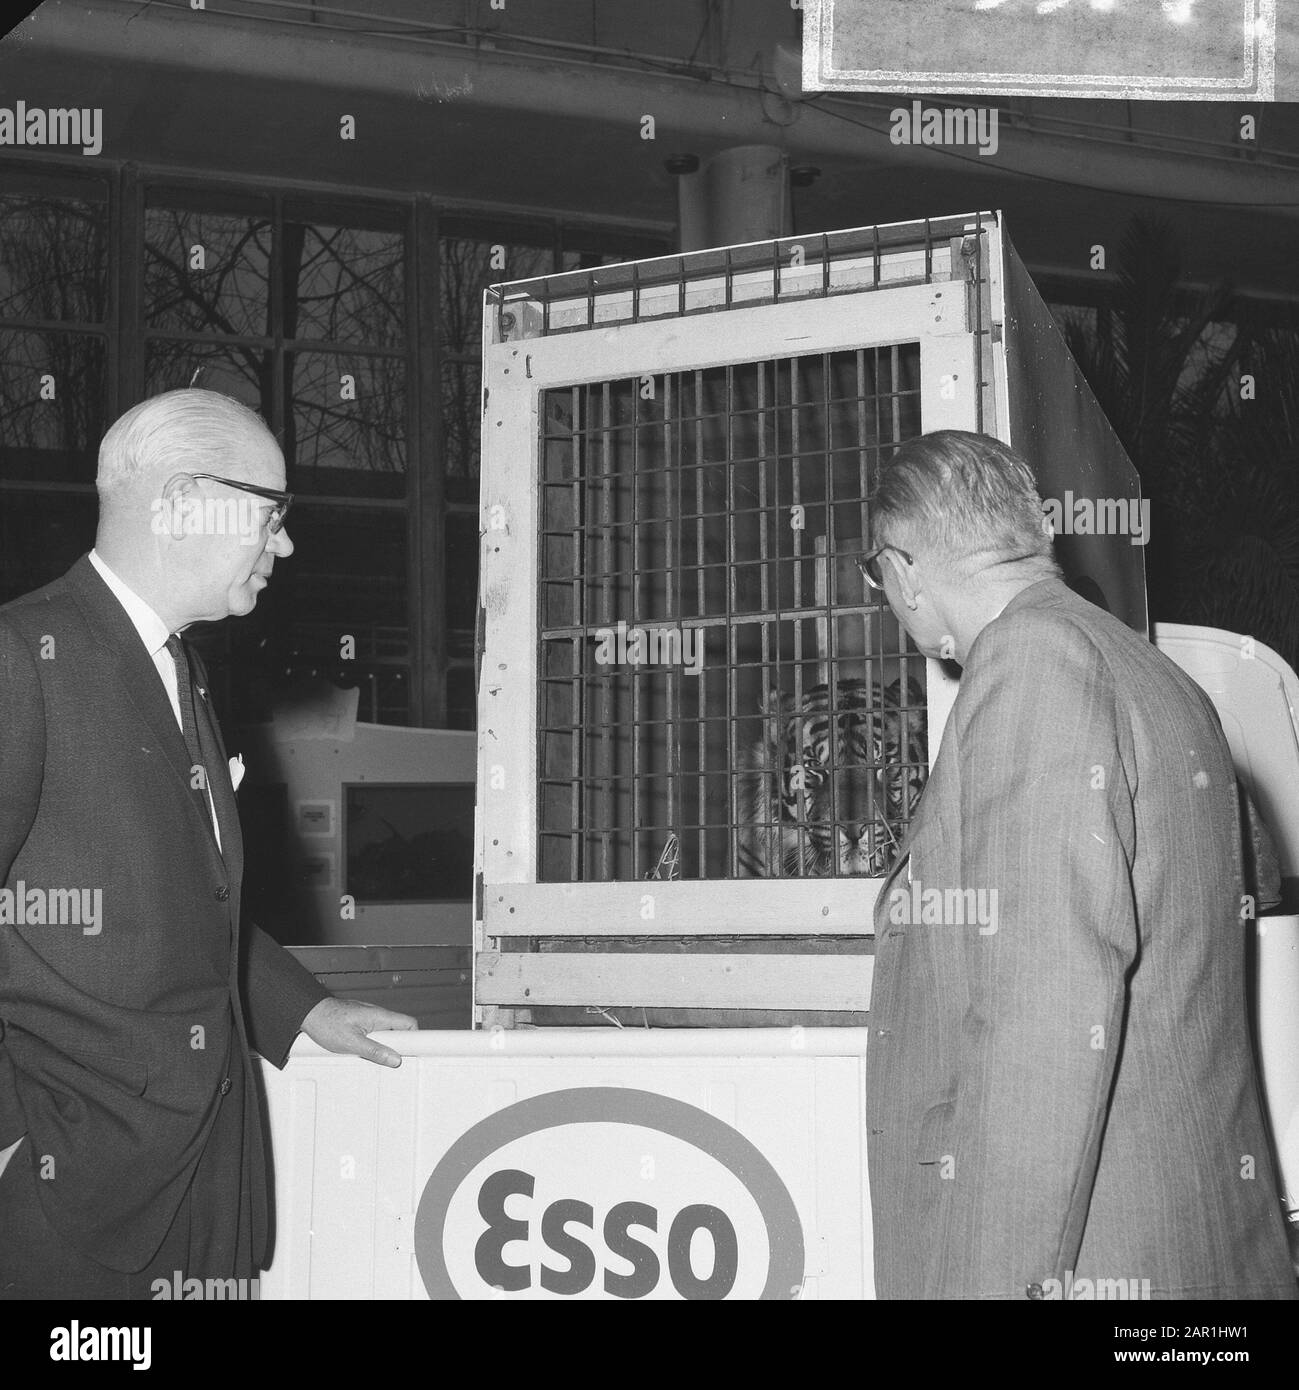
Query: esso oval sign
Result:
<box><xmin>413</xmin><ymin>1088</ymin><xmax>805</xmax><ymax>1299</ymax></box>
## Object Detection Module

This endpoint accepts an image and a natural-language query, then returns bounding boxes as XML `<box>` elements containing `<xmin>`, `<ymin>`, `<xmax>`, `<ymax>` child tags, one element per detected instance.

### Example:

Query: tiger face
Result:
<box><xmin>739</xmin><ymin>678</ymin><xmax>927</xmax><ymax>878</ymax></box>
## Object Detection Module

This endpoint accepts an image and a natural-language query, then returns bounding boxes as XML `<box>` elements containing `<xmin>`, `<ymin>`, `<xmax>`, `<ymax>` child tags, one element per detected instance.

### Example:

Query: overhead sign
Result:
<box><xmin>413</xmin><ymin>1088</ymin><xmax>806</xmax><ymax>1299</ymax></box>
<box><xmin>802</xmin><ymin>0</ymin><xmax>1278</xmax><ymax>101</ymax></box>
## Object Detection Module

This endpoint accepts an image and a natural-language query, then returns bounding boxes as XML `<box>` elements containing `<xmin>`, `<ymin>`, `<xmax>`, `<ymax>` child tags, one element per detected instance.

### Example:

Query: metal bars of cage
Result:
<box><xmin>536</xmin><ymin>348</ymin><xmax>928</xmax><ymax>884</ymax></box>
<box><xmin>821</xmin><ymin>348</ymin><xmax>841</xmax><ymax>879</ymax></box>
<box><xmin>725</xmin><ymin>366</ymin><xmax>743</xmax><ymax>888</ymax></box>
<box><xmin>490</xmin><ymin>214</ymin><xmax>988</xmax><ymax>342</ymax></box>
<box><xmin>971</xmin><ymin>212</ymin><xmax>989</xmax><ymax>435</ymax></box>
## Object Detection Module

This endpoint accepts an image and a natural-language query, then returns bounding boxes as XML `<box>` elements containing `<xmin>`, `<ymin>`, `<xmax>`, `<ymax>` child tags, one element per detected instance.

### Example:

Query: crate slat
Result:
<box><xmin>483</xmin><ymin>879</ymin><xmax>882</xmax><ymax>936</ymax></box>
<box><xmin>476</xmin><ymin>951</ymin><xmax>874</xmax><ymax>1011</ymax></box>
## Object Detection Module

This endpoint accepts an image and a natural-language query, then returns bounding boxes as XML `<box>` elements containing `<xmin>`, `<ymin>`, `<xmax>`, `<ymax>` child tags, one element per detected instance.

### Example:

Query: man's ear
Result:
<box><xmin>152</xmin><ymin>473</ymin><xmax>200</xmax><ymax>541</ymax></box>
<box><xmin>891</xmin><ymin>549</ymin><xmax>921</xmax><ymax>611</ymax></box>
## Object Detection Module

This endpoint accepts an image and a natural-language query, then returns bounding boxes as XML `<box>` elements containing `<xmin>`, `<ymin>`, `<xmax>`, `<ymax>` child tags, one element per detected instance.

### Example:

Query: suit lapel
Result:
<box><xmin>874</xmin><ymin>843</ymin><xmax>913</xmax><ymax>935</ymax></box>
<box><xmin>872</xmin><ymin>777</ymin><xmax>931</xmax><ymax>934</ymax></box>
<box><xmin>870</xmin><ymin>666</ymin><xmax>979</xmax><ymax>935</ymax></box>
<box><xmin>65</xmin><ymin>556</ymin><xmax>225</xmax><ymax>866</ymax></box>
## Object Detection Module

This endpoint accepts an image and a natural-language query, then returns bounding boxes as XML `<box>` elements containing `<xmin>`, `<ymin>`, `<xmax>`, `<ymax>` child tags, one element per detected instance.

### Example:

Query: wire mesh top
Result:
<box><xmin>485</xmin><ymin>211</ymin><xmax>996</xmax><ymax>342</ymax></box>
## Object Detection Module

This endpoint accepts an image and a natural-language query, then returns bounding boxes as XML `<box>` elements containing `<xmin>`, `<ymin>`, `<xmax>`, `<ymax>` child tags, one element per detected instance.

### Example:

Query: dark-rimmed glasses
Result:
<box><xmin>189</xmin><ymin>473</ymin><xmax>293</xmax><ymax>534</ymax></box>
<box><xmin>856</xmin><ymin>544</ymin><xmax>914</xmax><ymax>590</ymax></box>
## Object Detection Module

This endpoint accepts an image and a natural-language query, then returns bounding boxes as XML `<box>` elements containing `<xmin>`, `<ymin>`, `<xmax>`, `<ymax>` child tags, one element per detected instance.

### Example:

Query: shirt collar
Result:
<box><xmin>88</xmin><ymin>549</ymin><xmax>173</xmax><ymax>660</ymax></box>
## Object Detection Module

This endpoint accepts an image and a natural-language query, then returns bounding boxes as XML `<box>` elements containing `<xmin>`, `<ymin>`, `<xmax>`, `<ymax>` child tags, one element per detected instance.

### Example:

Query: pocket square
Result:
<box><xmin>229</xmin><ymin>754</ymin><xmax>246</xmax><ymax>792</ymax></box>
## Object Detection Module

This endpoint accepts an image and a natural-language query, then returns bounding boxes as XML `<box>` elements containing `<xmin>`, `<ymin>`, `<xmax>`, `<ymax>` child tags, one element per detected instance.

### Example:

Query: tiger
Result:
<box><xmin>736</xmin><ymin>677</ymin><xmax>927</xmax><ymax>878</ymax></box>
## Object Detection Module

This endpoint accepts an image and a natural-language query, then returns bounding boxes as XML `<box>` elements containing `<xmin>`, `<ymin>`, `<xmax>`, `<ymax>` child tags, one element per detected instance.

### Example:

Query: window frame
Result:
<box><xmin>0</xmin><ymin>153</ymin><xmax>672</xmax><ymax>728</ymax></box>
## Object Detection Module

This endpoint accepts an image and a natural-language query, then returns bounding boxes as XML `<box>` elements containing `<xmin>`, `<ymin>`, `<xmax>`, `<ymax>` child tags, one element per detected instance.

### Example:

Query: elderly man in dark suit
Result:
<box><xmin>861</xmin><ymin>429</ymin><xmax>1296</xmax><ymax>1300</ymax></box>
<box><xmin>0</xmin><ymin>388</ymin><xmax>416</xmax><ymax>1299</ymax></box>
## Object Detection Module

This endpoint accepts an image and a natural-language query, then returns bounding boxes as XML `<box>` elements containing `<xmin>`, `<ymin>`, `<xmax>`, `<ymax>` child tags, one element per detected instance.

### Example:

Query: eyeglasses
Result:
<box><xmin>856</xmin><ymin>545</ymin><xmax>914</xmax><ymax>590</ymax></box>
<box><xmin>189</xmin><ymin>472</ymin><xmax>293</xmax><ymax>533</ymax></box>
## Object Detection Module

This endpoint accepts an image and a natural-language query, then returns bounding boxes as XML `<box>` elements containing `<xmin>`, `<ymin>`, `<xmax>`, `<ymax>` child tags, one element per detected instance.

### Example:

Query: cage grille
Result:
<box><xmin>488</xmin><ymin>213</ymin><xmax>990</xmax><ymax>342</ymax></box>
<box><xmin>538</xmin><ymin>344</ymin><xmax>929</xmax><ymax>884</ymax></box>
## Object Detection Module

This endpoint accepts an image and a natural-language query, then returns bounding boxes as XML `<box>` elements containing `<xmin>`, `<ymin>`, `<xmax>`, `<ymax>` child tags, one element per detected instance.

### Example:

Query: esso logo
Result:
<box><xmin>414</xmin><ymin>1089</ymin><xmax>804</xmax><ymax>1300</ymax></box>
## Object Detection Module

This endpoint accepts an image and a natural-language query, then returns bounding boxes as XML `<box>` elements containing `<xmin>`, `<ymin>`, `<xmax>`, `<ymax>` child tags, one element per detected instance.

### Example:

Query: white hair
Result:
<box><xmin>96</xmin><ymin>388</ymin><xmax>276</xmax><ymax>497</ymax></box>
<box><xmin>875</xmin><ymin>429</ymin><xmax>1059</xmax><ymax>577</ymax></box>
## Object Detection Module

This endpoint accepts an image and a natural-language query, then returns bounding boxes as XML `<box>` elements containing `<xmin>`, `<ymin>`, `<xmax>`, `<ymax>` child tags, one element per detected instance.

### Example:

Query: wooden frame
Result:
<box><xmin>474</xmin><ymin>217</ymin><xmax>1005</xmax><ymax>1026</ymax></box>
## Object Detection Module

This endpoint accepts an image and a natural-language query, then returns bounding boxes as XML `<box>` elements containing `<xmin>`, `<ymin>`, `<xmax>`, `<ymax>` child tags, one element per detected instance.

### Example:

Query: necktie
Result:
<box><xmin>166</xmin><ymin>633</ymin><xmax>212</xmax><ymax>825</ymax></box>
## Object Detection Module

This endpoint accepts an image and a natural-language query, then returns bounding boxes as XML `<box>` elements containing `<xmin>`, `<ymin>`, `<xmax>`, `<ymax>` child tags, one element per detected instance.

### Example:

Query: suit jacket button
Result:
<box><xmin>215</xmin><ymin>885</ymin><xmax>230</xmax><ymax>902</ymax></box>
<box><xmin>219</xmin><ymin>1077</ymin><xmax>232</xmax><ymax>1096</ymax></box>
<box><xmin>1025</xmin><ymin>1283</ymin><xmax>1044</xmax><ymax>1300</ymax></box>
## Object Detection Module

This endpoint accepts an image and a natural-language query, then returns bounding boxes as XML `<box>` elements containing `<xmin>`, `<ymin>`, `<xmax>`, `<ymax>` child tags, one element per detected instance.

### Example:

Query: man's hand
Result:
<box><xmin>300</xmin><ymin>997</ymin><xmax>418</xmax><ymax>1068</ymax></box>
